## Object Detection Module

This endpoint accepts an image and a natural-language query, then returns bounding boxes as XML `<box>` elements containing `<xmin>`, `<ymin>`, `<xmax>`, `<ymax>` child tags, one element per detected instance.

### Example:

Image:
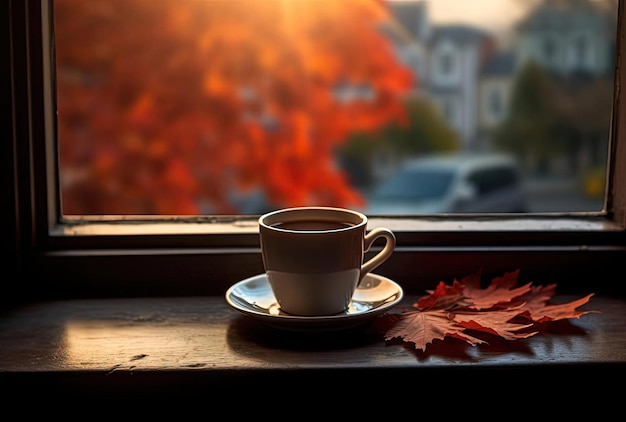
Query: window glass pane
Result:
<box><xmin>53</xmin><ymin>0</ymin><xmax>617</xmax><ymax>216</ymax></box>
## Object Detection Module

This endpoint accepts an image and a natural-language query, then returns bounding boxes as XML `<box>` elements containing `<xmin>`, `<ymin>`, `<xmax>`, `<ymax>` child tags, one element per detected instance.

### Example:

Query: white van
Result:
<box><xmin>364</xmin><ymin>153</ymin><xmax>527</xmax><ymax>214</ymax></box>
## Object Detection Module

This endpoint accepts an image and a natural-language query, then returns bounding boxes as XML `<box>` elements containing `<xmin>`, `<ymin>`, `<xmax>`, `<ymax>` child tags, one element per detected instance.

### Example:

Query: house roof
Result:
<box><xmin>516</xmin><ymin>1</ymin><xmax>609</xmax><ymax>32</ymax></box>
<box><xmin>430</xmin><ymin>25</ymin><xmax>490</xmax><ymax>46</ymax></box>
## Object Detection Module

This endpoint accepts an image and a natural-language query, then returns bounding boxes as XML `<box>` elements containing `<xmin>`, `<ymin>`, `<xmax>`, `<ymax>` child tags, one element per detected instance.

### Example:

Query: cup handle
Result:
<box><xmin>360</xmin><ymin>228</ymin><xmax>396</xmax><ymax>280</ymax></box>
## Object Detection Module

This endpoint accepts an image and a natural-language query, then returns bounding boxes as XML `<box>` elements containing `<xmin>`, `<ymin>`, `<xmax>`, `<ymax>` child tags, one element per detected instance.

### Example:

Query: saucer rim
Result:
<box><xmin>225</xmin><ymin>272</ymin><xmax>403</xmax><ymax>331</ymax></box>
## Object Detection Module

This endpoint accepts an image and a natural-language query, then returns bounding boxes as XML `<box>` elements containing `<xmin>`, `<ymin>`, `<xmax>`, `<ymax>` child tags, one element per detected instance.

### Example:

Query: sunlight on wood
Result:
<box><xmin>63</xmin><ymin>320</ymin><xmax>230</xmax><ymax>370</ymax></box>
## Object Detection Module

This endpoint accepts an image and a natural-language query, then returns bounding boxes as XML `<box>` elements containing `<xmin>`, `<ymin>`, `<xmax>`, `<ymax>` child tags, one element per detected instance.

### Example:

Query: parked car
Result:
<box><xmin>364</xmin><ymin>153</ymin><xmax>527</xmax><ymax>214</ymax></box>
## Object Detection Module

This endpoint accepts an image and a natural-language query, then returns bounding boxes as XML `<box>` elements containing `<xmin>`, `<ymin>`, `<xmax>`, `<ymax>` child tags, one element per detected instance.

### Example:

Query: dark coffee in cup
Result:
<box><xmin>271</xmin><ymin>220</ymin><xmax>354</xmax><ymax>231</ymax></box>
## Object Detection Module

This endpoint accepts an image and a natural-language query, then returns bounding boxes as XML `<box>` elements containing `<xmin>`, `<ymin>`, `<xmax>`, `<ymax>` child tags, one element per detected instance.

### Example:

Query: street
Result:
<box><xmin>524</xmin><ymin>178</ymin><xmax>605</xmax><ymax>213</ymax></box>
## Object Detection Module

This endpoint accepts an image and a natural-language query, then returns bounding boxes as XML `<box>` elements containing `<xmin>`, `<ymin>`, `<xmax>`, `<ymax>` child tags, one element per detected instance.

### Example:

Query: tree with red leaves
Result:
<box><xmin>54</xmin><ymin>0</ymin><xmax>413</xmax><ymax>214</ymax></box>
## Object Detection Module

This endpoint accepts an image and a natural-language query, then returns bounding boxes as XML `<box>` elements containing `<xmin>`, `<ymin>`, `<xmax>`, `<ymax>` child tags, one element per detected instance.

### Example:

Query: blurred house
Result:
<box><xmin>384</xmin><ymin>0</ymin><xmax>616</xmax><ymax>176</ymax></box>
<box><xmin>514</xmin><ymin>0</ymin><xmax>616</xmax><ymax>78</ymax></box>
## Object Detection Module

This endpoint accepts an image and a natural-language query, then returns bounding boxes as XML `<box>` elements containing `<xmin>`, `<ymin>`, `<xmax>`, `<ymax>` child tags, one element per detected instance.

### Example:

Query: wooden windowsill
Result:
<box><xmin>0</xmin><ymin>294</ymin><xmax>625</xmax><ymax>404</ymax></box>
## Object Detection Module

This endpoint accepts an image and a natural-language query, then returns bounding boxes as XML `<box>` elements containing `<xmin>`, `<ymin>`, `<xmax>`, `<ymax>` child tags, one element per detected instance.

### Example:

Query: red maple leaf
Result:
<box><xmin>383</xmin><ymin>309</ymin><xmax>487</xmax><ymax>351</ymax></box>
<box><xmin>517</xmin><ymin>293</ymin><xmax>597</xmax><ymax>323</ymax></box>
<box><xmin>376</xmin><ymin>269</ymin><xmax>598</xmax><ymax>352</ymax></box>
<box><xmin>461</xmin><ymin>269</ymin><xmax>533</xmax><ymax>310</ymax></box>
<box><xmin>452</xmin><ymin>306</ymin><xmax>537</xmax><ymax>341</ymax></box>
<box><xmin>414</xmin><ymin>279</ymin><xmax>464</xmax><ymax>310</ymax></box>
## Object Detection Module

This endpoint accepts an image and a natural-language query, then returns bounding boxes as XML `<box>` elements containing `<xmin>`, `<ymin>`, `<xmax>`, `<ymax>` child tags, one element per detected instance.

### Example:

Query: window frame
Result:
<box><xmin>4</xmin><ymin>0</ymin><xmax>626</xmax><ymax>303</ymax></box>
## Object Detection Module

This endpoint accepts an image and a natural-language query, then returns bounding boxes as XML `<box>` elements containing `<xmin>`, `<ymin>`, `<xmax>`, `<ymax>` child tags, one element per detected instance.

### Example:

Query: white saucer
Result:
<box><xmin>225</xmin><ymin>273</ymin><xmax>403</xmax><ymax>332</ymax></box>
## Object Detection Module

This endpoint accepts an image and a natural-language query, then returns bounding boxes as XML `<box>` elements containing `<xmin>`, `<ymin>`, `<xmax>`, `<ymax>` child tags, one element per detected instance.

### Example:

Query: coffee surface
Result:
<box><xmin>271</xmin><ymin>220</ymin><xmax>354</xmax><ymax>231</ymax></box>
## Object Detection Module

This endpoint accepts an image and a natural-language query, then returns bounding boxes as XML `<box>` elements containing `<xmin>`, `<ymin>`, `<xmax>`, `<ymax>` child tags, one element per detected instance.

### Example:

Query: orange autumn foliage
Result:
<box><xmin>54</xmin><ymin>0</ymin><xmax>413</xmax><ymax>214</ymax></box>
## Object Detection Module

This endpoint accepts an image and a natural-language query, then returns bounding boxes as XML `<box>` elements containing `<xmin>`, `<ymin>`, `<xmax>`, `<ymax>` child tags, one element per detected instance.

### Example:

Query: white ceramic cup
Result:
<box><xmin>258</xmin><ymin>206</ymin><xmax>396</xmax><ymax>316</ymax></box>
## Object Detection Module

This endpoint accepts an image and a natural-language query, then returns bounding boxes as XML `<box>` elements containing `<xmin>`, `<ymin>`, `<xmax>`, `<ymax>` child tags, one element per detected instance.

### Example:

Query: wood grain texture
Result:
<box><xmin>0</xmin><ymin>295</ymin><xmax>624</xmax><ymax>405</ymax></box>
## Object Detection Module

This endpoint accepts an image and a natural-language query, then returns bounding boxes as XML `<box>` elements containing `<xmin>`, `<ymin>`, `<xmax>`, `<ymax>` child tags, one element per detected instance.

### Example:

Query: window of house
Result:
<box><xmin>5</xmin><ymin>0</ymin><xmax>625</xmax><ymax>301</ymax></box>
<box><xmin>573</xmin><ymin>35</ymin><xmax>590</xmax><ymax>70</ymax></box>
<box><xmin>438</xmin><ymin>51</ymin><xmax>454</xmax><ymax>76</ymax></box>
<box><xmin>487</xmin><ymin>88</ymin><xmax>503</xmax><ymax>119</ymax></box>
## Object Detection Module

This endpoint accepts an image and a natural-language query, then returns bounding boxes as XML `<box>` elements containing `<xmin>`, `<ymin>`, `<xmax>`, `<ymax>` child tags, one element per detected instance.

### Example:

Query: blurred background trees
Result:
<box><xmin>55</xmin><ymin>0</ymin><xmax>413</xmax><ymax>214</ymax></box>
